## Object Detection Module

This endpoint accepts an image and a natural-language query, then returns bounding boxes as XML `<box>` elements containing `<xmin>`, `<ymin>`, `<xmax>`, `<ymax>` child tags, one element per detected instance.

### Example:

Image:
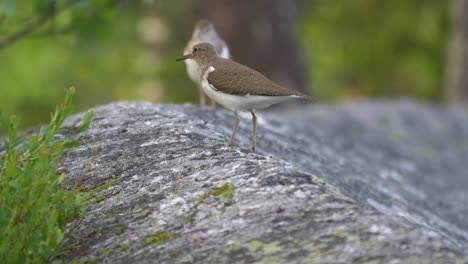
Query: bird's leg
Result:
<box><xmin>199</xmin><ymin>88</ymin><xmax>206</xmax><ymax>106</ymax></box>
<box><xmin>250</xmin><ymin>111</ymin><xmax>257</xmax><ymax>151</ymax></box>
<box><xmin>227</xmin><ymin>111</ymin><xmax>240</xmax><ymax>147</ymax></box>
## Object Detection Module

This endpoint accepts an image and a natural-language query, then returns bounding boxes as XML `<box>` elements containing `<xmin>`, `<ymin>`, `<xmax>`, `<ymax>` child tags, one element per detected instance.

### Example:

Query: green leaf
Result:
<box><xmin>8</xmin><ymin>180</ymin><xmax>19</xmax><ymax>189</ymax></box>
<box><xmin>63</xmin><ymin>140</ymin><xmax>80</xmax><ymax>148</ymax></box>
<box><xmin>64</xmin><ymin>87</ymin><xmax>75</xmax><ymax>108</ymax></box>
<box><xmin>77</xmin><ymin>109</ymin><xmax>94</xmax><ymax>133</ymax></box>
<box><xmin>7</xmin><ymin>116</ymin><xmax>18</xmax><ymax>147</ymax></box>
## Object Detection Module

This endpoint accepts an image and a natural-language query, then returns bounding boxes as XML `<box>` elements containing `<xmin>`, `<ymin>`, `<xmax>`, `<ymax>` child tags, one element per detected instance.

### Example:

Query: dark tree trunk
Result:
<box><xmin>446</xmin><ymin>0</ymin><xmax>468</xmax><ymax>106</ymax></box>
<box><xmin>192</xmin><ymin>0</ymin><xmax>308</xmax><ymax>93</ymax></box>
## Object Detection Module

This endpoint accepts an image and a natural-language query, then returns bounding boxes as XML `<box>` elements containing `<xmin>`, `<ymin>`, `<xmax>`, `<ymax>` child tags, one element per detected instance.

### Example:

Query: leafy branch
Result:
<box><xmin>0</xmin><ymin>0</ymin><xmax>122</xmax><ymax>50</ymax></box>
<box><xmin>0</xmin><ymin>1</ymin><xmax>58</xmax><ymax>49</ymax></box>
<box><xmin>0</xmin><ymin>87</ymin><xmax>95</xmax><ymax>263</ymax></box>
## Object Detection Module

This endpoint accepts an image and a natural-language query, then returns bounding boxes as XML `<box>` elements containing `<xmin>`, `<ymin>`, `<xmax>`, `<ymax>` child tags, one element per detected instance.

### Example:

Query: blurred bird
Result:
<box><xmin>177</xmin><ymin>42</ymin><xmax>312</xmax><ymax>151</ymax></box>
<box><xmin>184</xmin><ymin>19</ymin><xmax>230</xmax><ymax>107</ymax></box>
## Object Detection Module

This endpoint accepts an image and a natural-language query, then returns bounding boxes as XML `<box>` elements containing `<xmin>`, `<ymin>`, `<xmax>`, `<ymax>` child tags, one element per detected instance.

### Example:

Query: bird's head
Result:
<box><xmin>176</xmin><ymin>42</ymin><xmax>218</xmax><ymax>64</ymax></box>
<box><xmin>194</xmin><ymin>19</ymin><xmax>214</xmax><ymax>34</ymax></box>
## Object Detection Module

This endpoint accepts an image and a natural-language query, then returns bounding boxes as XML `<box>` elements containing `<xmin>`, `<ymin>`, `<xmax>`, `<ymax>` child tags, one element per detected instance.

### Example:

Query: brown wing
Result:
<box><xmin>207</xmin><ymin>58</ymin><xmax>311</xmax><ymax>98</ymax></box>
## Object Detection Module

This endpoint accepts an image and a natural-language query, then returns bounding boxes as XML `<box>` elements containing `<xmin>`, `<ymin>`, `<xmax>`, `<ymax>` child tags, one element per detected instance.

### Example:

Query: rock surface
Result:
<box><xmin>60</xmin><ymin>101</ymin><xmax>468</xmax><ymax>263</ymax></box>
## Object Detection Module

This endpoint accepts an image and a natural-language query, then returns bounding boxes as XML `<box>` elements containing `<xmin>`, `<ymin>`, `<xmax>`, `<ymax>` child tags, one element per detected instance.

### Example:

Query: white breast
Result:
<box><xmin>200</xmin><ymin>66</ymin><xmax>299</xmax><ymax>111</ymax></box>
<box><xmin>185</xmin><ymin>59</ymin><xmax>199</xmax><ymax>83</ymax></box>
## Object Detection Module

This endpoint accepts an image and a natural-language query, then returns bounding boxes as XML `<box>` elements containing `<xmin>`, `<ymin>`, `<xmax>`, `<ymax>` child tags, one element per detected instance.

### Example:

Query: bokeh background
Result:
<box><xmin>0</xmin><ymin>0</ymin><xmax>467</xmax><ymax>129</ymax></box>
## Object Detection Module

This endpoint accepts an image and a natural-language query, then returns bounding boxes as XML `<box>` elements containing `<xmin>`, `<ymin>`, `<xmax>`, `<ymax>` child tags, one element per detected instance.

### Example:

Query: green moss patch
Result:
<box><xmin>211</xmin><ymin>184</ymin><xmax>235</xmax><ymax>197</ymax></box>
<box><xmin>79</xmin><ymin>179</ymin><xmax>120</xmax><ymax>206</ymax></box>
<box><xmin>198</xmin><ymin>184</ymin><xmax>235</xmax><ymax>202</ymax></box>
<box><xmin>78</xmin><ymin>179</ymin><xmax>118</xmax><ymax>194</ymax></box>
<box><xmin>142</xmin><ymin>231</ymin><xmax>173</xmax><ymax>246</ymax></box>
<box><xmin>79</xmin><ymin>248</ymin><xmax>114</xmax><ymax>264</ymax></box>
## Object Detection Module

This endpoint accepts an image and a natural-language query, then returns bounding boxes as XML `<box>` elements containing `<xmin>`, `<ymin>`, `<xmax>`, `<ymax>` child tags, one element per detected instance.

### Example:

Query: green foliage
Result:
<box><xmin>0</xmin><ymin>87</ymin><xmax>94</xmax><ymax>263</ymax></box>
<box><xmin>0</xmin><ymin>0</ymin><xmax>141</xmax><ymax>128</ymax></box>
<box><xmin>298</xmin><ymin>0</ymin><xmax>449</xmax><ymax>101</ymax></box>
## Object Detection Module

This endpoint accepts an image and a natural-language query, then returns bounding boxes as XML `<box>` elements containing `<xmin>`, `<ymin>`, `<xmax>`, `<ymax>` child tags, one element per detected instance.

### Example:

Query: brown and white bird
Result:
<box><xmin>184</xmin><ymin>19</ymin><xmax>230</xmax><ymax>106</ymax></box>
<box><xmin>177</xmin><ymin>42</ymin><xmax>311</xmax><ymax>151</ymax></box>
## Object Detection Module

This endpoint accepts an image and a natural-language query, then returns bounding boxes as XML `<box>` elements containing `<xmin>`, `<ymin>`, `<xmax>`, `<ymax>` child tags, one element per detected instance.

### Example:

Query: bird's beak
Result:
<box><xmin>176</xmin><ymin>54</ymin><xmax>192</xmax><ymax>61</ymax></box>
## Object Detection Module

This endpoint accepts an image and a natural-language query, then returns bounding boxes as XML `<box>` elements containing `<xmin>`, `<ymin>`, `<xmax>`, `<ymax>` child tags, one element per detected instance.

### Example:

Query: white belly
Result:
<box><xmin>200</xmin><ymin>66</ymin><xmax>298</xmax><ymax>111</ymax></box>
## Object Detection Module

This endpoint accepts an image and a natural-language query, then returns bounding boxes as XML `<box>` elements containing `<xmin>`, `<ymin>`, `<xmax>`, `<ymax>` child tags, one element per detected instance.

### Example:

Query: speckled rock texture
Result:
<box><xmin>59</xmin><ymin>101</ymin><xmax>468</xmax><ymax>263</ymax></box>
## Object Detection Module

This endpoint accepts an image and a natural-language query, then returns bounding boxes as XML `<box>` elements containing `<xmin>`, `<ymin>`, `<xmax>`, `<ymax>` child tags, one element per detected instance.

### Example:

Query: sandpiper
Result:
<box><xmin>184</xmin><ymin>19</ymin><xmax>230</xmax><ymax>107</ymax></box>
<box><xmin>177</xmin><ymin>42</ymin><xmax>311</xmax><ymax>151</ymax></box>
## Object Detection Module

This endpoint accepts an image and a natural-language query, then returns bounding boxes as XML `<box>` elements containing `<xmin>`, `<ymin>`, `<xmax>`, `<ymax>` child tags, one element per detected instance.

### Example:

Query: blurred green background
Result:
<box><xmin>0</xmin><ymin>0</ymin><xmax>449</xmax><ymax>129</ymax></box>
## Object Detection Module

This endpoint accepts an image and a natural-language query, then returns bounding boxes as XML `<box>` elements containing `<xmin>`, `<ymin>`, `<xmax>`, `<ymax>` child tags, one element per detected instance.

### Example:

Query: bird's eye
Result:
<box><xmin>193</xmin><ymin>48</ymin><xmax>198</xmax><ymax>52</ymax></box>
